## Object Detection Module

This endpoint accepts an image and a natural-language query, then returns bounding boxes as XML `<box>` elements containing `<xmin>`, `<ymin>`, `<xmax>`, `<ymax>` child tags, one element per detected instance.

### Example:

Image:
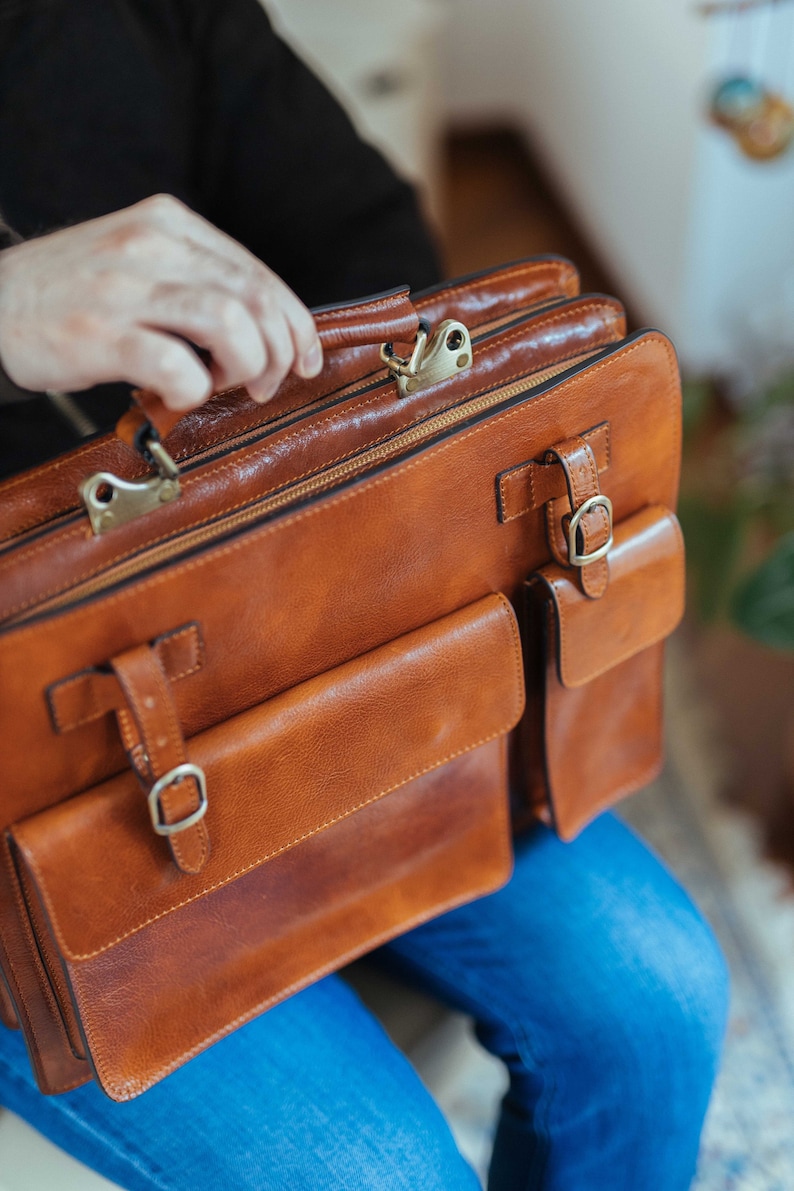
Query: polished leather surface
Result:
<box><xmin>543</xmin><ymin>435</ymin><xmax>610</xmax><ymax>599</ymax></box>
<box><xmin>48</xmin><ymin>622</ymin><xmax>204</xmax><ymax>735</ymax></box>
<box><xmin>0</xmin><ymin>330</ymin><xmax>680</xmax><ymax>825</ymax></box>
<box><xmin>542</xmin><ymin>639</ymin><xmax>666</xmax><ymax>842</ymax></box>
<box><xmin>524</xmin><ymin>508</ymin><xmax>684</xmax><ymax>840</ymax></box>
<box><xmin>497</xmin><ymin>422</ymin><xmax>610</xmax><ymax>522</ymax></box>
<box><xmin>0</xmin><ymin>296</ymin><xmax>626</xmax><ymax>623</ymax></box>
<box><xmin>0</xmin><ymin>258</ymin><xmax>583</xmax><ymax>542</ymax></box>
<box><xmin>33</xmin><ymin>741</ymin><xmax>510</xmax><ymax>1100</ymax></box>
<box><xmin>110</xmin><ymin>642</ymin><xmax>210</xmax><ymax>876</ymax></box>
<box><xmin>535</xmin><ymin>507</ymin><xmax>684</xmax><ymax>688</ymax></box>
<box><xmin>13</xmin><ymin>595</ymin><xmax>522</xmax><ymax>958</ymax></box>
<box><xmin>0</xmin><ymin>257</ymin><xmax>682</xmax><ymax>1098</ymax></box>
<box><xmin>12</xmin><ymin>596</ymin><xmax>520</xmax><ymax>1099</ymax></box>
<box><xmin>0</xmin><ymin>972</ymin><xmax>17</xmax><ymax>1029</ymax></box>
<box><xmin>0</xmin><ymin>834</ymin><xmax>90</xmax><ymax>1092</ymax></box>
<box><xmin>118</xmin><ymin>288</ymin><xmax>423</xmax><ymax>447</ymax></box>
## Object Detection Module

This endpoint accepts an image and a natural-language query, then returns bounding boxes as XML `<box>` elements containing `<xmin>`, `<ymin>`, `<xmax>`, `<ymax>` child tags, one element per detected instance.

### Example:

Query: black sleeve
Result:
<box><xmin>0</xmin><ymin>0</ymin><xmax>441</xmax><ymax>304</ymax></box>
<box><xmin>0</xmin><ymin>0</ymin><xmax>441</xmax><ymax>476</ymax></box>
<box><xmin>181</xmin><ymin>0</ymin><xmax>442</xmax><ymax>304</ymax></box>
<box><xmin>0</xmin><ymin>1</ymin><xmax>198</xmax><ymax>235</ymax></box>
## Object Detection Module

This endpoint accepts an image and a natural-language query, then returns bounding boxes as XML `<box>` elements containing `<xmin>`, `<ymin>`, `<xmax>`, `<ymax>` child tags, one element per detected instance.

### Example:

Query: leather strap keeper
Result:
<box><xmin>48</xmin><ymin>623</ymin><xmax>204</xmax><ymax>736</ymax></box>
<box><xmin>496</xmin><ymin>422</ymin><xmax>610</xmax><ymax>523</ymax></box>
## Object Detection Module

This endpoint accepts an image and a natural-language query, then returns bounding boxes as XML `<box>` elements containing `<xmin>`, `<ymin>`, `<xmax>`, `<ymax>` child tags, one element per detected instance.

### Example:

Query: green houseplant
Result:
<box><xmin>679</xmin><ymin>370</ymin><xmax>794</xmax><ymax>651</ymax></box>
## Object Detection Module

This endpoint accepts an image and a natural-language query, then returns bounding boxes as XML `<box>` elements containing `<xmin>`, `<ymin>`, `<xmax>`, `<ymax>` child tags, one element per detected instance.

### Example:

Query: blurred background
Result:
<box><xmin>260</xmin><ymin>1</ymin><xmax>794</xmax><ymax>1187</ymax></box>
<box><xmin>2</xmin><ymin>2</ymin><xmax>793</xmax><ymax>1188</ymax></box>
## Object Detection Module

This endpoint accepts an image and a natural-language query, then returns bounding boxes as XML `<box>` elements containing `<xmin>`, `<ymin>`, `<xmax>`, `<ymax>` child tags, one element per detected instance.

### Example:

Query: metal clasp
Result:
<box><xmin>80</xmin><ymin>431</ymin><xmax>181</xmax><ymax>535</ymax></box>
<box><xmin>147</xmin><ymin>763</ymin><xmax>208</xmax><ymax>837</ymax></box>
<box><xmin>567</xmin><ymin>494</ymin><xmax>614</xmax><ymax>566</ymax></box>
<box><xmin>380</xmin><ymin>318</ymin><xmax>472</xmax><ymax>397</ymax></box>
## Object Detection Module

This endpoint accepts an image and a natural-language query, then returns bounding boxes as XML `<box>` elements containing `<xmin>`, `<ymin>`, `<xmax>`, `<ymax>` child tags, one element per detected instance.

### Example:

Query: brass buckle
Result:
<box><xmin>147</xmin><ymin>763</ymin><xmax>208</xmax><ymax>837</ymax></box>
<box><xmin>380</xmin><ymin>318</ymin><xmax>472</xmax><ymax>397</ymax></box>
<box><xmin>567</xmin><ymin>494</ymin><xmax>613</xmax><ymax>567</ymax></box>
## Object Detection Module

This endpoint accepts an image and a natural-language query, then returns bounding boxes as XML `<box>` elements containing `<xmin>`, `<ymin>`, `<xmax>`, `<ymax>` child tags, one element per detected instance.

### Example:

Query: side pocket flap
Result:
<box><xmin>533</xmin><ymin>506</ymin><xmax>685</xmax><ymax>688</ymax></box>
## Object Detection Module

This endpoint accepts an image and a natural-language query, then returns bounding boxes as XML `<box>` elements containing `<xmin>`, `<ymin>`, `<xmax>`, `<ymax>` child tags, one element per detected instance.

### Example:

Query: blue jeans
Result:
<box><xmin>0</xmin><ymin>814</ymin><xmax>728</xmax><ymax>1190</ymax></box>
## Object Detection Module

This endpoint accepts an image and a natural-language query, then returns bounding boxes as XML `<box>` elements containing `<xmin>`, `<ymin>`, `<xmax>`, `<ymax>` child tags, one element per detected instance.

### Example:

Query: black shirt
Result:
<box><xmin>0</xmin><ymin>0</ymin><xmax>441</xmax><ymax>475</ymax></box>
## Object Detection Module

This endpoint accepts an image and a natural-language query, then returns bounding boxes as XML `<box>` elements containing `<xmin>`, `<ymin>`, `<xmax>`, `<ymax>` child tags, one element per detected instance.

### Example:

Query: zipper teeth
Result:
<box><xmin>3</xmin><ymin>297</ymin><xmax>567</xmax><ymax>550</ymax></box>
<box><xmin>10</xmin><ymin>350</ymin><xmax>598</xmax><ymax>624</ymax></box>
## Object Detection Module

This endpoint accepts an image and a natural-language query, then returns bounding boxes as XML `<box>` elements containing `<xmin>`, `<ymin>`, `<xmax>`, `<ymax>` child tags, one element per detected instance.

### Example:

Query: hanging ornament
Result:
<box><xmin>710</xmin><ymin>76</ymin><xmax>766</xmax><ymax>125</ymax></box>
<box><xmin>706</xmin><ymin>0</ymin><xmax>794</xmax><ymax>159</ymax></box>
<box><xmin>737</xmin><ymin>91</ymin><xmax>794</xmax><ymax>156</ymax></box>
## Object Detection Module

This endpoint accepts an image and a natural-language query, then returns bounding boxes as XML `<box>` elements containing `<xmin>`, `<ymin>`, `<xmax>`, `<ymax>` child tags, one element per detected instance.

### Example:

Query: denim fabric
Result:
<box><xmin>0</xmin><ymin>814</ymin><xmax>729</xmax><ymax>1190</ymax></box>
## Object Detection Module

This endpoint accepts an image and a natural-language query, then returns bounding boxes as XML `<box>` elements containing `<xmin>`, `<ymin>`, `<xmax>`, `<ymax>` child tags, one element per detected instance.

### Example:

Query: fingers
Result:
<box><xmin>131</xmin><ymin>196</ymin><xmax>324</xmax><ymax>389</ymax></box>
<box><xmin>146</xmin><ymin>285</ymin><xmax>266</xmax><ymax>394</ymax></box>
<box><xmin>116</xmin><ymin>329</ymin><xmax>214</xmax><ymax>410</ymax></box>
<box><xmin>278</xmin><ymin>288</ymin><xmax>323</xmax><ymax>379</ymax></box>
<box><xmin>145</xmin><ymin>282</ymin><xmax>321</xmax><ymax>404</ymax></box>
<box><xmin>0</xmin><ymin>195</ymin><xmax>324</xmax><ymax>407</ymax></box>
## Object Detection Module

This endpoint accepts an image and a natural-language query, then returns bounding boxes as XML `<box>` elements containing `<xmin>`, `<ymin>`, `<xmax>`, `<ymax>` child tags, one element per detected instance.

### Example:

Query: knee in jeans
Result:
<box><xmin>590</xmin><ymin>911</ymin><xmax>729</xmax><ymax>1093</ymax></box>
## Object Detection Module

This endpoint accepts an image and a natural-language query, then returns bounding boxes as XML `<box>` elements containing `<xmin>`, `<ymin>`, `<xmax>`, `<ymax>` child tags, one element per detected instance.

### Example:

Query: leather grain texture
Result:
<box><xmin>11</xmin><ymin>595</ymin><xmax>520</xmax><ymax>1099</ymax></box>
<box><xmin>117</xmin><ymin>288</ymin><xmax>423</xmax><ymax>447</ymax></box>
<box><xmin>0</xmin><ymin>973</ymin><xmax>17</xmax><ymax>1030</ymax></box>
<box><xmin>535</xmin><ymin>506</ymin><xmax>685</xmax><ymax>687</ymax></box>
<box><xmin>0</xmin><ymin>256</ymin><xmax>683</xmax><ymax>1098</ymax></box>
<box><xmin>0</xmin><ymin>258</ymin><xmax>584</xmax><ymax>543</ymax></box>
<box><xmin>524</xmin><ymin>507</ymin><xmax>685</xmax><ymax>840</ymax></box>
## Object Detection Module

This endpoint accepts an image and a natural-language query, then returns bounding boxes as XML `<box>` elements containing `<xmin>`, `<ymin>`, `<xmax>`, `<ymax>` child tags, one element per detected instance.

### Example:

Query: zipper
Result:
<box><xmin>6</xmin><ymin>347</ymin><xmax>601</xmax><ymax>627</ymax></box>
<box><xmin>0</xmin><ymin>294</ymin><xmax>585</xmax><ymax>550</ymax></box>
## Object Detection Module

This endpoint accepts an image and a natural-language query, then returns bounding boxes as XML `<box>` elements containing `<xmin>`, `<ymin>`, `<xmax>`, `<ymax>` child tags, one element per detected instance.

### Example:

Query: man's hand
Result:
<box><xmin>0</xmin><ymin>195</ymin><xmax>323</xmax><ymax>410</ymax></box>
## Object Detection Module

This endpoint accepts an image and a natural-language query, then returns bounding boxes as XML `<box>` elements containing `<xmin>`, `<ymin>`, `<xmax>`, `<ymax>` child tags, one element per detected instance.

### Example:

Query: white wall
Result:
<box><xmin>684</xmin><ymin>101</ymin><xmax>794</xmax><ymax>380</ymax></box>
<box><xmin>512</xmin><ymin>0</ymin><xmax>710</xmax><ymax>345</ymax></box>
<box><xmin>439</xmin><ymin>0</ymin><xmax>794</xmax><ymax>378</ymax></box>
<box><xmin>438</xmin><ymin>0</ymin><xmax>527</xmax><ymax>125</ymax></box>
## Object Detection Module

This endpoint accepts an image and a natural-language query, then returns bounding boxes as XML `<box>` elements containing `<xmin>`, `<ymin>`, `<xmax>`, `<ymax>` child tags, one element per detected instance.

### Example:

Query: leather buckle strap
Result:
<box><xmin>544</xmin><ymin>436</ymin><xmax>611</xmax><ymax>599</ymax></box>
<box><xmin>111</xmin><ymin>643</ymin><xmax>210</xmax><ymax>875</ymax></box>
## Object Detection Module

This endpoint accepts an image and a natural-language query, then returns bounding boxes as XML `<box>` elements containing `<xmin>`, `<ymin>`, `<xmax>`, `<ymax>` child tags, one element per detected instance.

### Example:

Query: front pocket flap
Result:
<box><xmin>11</xmin><ymin>594</ymin><xmax>524</xmax><ymax>962</ymax></box>
<box><xmin>532</xmin><ymin>506</ymin><xmax>684</xmax><ymax>688</ymax></box>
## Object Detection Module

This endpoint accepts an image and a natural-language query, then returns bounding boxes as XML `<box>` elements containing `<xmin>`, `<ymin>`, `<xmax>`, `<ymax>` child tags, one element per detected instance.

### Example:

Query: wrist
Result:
<box><xmin>0</xmin><ymin>239</ymin><xmax>42</xmax><ymax>402</ymax></box>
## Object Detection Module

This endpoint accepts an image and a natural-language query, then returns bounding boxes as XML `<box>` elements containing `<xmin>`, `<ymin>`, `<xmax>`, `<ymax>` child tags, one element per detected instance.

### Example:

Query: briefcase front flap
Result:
<box><xmin>10</xmin><ymin>594</ymin><xmax>524</xmax><ymax>964</ymax></box>
<box><xmin>532</xmin><ymin>506</ymin><xmax>684</xmax><ymax>688</ymax></box>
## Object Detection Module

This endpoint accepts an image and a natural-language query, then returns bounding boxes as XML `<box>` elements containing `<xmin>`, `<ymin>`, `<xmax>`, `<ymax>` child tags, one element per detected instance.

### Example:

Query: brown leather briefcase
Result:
<box><xmin>0</xmin><ymin>257</ymin><xmax>684</xmax><ymax>1100</ymax></box>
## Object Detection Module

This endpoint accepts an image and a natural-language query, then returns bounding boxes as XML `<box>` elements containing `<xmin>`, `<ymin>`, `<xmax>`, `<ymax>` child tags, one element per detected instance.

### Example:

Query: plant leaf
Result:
<box><xmin>677</xmin><ymin>496</ymin><xmax>746</xmax><ymax>622</ymax></box>
<box><xmin>730</xmin><ymin>532</ymin><xmax>794</xmax><ymax>651</ymax></box>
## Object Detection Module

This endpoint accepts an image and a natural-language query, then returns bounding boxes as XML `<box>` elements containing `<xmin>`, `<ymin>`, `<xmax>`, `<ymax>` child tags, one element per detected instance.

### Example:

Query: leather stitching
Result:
<box><xmin>23</xmin><ymin>602</ymin><xmax>524</xmax><ymax>961</ymax></box>
<box><xmin>159</xmin><ymin>623</ymin><xmax>204</xmax><ymax>681</ymax></box>
<box><xmin>1</xmin><ymin>842</ymin><xmax>75</xmax><ymax>1062</ymax></box>
<box><xmin>76</xmin><ymin>753</ymin><xmax>513</xmax><ymax>1101</ymax></box>
<box><xmin>48</xmin><ymin>624</ymin><xmax>203</xmax><ymax>733</ymax></box>
<box><xmin>112</xmin><ymin>649</ymin><xmax>208</xmax><ymax>874</ymax></box>
<box><xmin>0</xmin><ymin>261</ymin><xmax>580</xmax><ymax>538</ymax></box>
<box><xmin>1</xmin><ymin>307</ymin><xmax>623</xmax><ymax>618</ymax></box>
<box><xmin>497</xmin><ymin>423</ymin><xmax>610</xmax><ymax>523</ymax></box>
<box><xmin>6</xmin><ymin>334</ymin><xmax>680</xmax><ymax>638</ymax></box>
<box><xmin>551</xmin><ymin>647</ymin><xmax>664</xmax><ymax>833</ymax></box>
<box><xmin>549</xmin><ymin>514</ymin><xmax>684</xmax><ymax>683</ymax></box>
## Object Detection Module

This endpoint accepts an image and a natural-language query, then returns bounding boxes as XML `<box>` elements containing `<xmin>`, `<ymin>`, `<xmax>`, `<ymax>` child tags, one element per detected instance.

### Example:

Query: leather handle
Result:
<box><xmin>116</xmin><ymin>286</ymin><xmax>419</xmax><ymax>450</ymax></box>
